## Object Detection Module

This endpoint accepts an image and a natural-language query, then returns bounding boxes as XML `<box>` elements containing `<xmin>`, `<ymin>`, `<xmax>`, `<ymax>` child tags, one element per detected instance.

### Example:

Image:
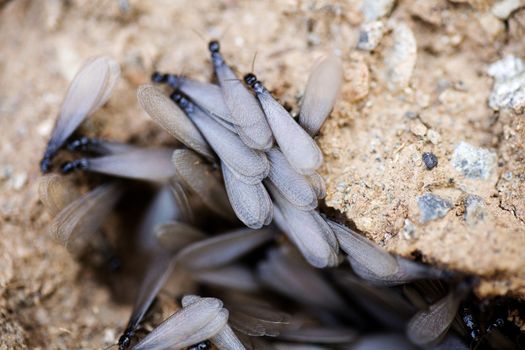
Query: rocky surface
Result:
<box><xmin>1</xmin><ymin>0</ymin><xmax>525</xmax><ymax>348</ymax></box>
<box><xmin>321</xmin><ymin>0</ymin><xmax>525</xmax><ymax>300</ymax></box>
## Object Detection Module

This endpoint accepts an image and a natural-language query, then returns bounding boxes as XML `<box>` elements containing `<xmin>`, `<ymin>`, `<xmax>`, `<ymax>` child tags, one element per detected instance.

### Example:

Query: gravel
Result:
<box><xmin>452</xmin><ymin>142</ymin><xmax>497</xmax><ymax>180</ymax></box>
<box><xmin>464</xmin><ymin>195</ymin><xmax>485</xmax><ymax>226</ymax></box>
<box><xmin>422</xmin><ymin>152</ymin><xmax>438</xmax><ymax>170</ymax></box>
<box><xmin>417</xmin><ymin>193</ymin><xmax>453</xmax><ymax>224</ymax></box>
<box><xmin>487</xmin><ymin>55</ymin><xmax>525</xmax><ymax>114</ymax></box>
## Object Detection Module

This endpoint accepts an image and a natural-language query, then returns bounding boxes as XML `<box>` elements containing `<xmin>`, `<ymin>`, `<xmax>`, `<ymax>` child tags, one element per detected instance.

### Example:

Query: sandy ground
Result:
<box><xmin>0</xmin><ymin>0</ymin><xmax>524</xmax><ymax>348</ymax></box>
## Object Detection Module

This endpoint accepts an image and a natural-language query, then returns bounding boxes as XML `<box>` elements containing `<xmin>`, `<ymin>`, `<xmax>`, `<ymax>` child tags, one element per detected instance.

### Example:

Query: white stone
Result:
<box><xmin>384</xmin><ymin>21</ymin><xmax>417</xmax><ymax>91</ymax></box>
<box><xmin>361</xmin><ymin>0</ymin><xmax>396</xmax><ymax>22</ymax></box>
<box><xmin>492</xmin><ymin>0</ymin><xmax>524</xmax><ymax>20</ymax></box>
<box><xmin>487</xmin><ymin>55</ymin><xmax>525</xmax><ymax>114</ymax></box>
<box><xmin>11</xmin><ymin>172</ymin><xmax>27</xmax><ymax>190</ymax></box>
<box><xmin>427</xmin><ymin>129</ymin><xmax>441</xmax><ymax>144</ymax></box>
<box><xmin>452</xmin><ymin>142</ymin><xmax>497</xmax><ymax>180</ymax></box>
<box><xmin>487</xmin><ymin>55</ymin><xmax>524</xmax><ymax>81</ymax></box>
<box><xmin>357</xmin><ymin>20</ymin><xmax>385</xmax><ymax>51</ymax></box>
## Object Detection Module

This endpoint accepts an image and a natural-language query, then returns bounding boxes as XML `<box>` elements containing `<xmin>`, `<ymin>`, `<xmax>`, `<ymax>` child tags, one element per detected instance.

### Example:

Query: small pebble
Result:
<box><xmin>478</xmin><ymin>13</ymin><xmax>505</xmax><ymax>41</ymax></box>
<box><xmin>452</xmin><ymin>141</ymin><xmax>496</xmax><ymax>180</ymax></box>
<box><xmin>410</xmin><ymin>0</ymin><xmax>443</xmax><ymax>25</ymax></box>
<box><xmin>336</xmin><ymin>181</ymin><xmax>347</xmax><ymax>191</ymax></box>
<box><xmin>401</xmin><ymin>219</ymin><xmax>417</xmax><ymax>240</ymax></box>
<box><xmin>384</xmin><ymin>21</ymin><xmax>417</xmax><ymax>91</ymax></box>
<box><xmin>37</xmin><ymin>119</ymin><xmax>54</xmax><ymax>137</ymax></box>
<box><xmin>487</xmin><ymin>55</ymin><xmax>524</xmax><ymax>80</ymax></box>
<box><xmin>415</xmin><ymin>91</ymin><xmax>430</xmax><ymax>108</ymax></box>
<box><xmin>417</xmin><ymin>193</ymin><xmax>453</xmax><ymax>223</ymax></box>
<box><xmin>11</xmin><ymin>172</ymin><xmax>28</xmax><ymax>190</ymax></box>
<box><xmin>1</xmin><ymin>165</ymin><xmax>13</xmax><ymax>181</ymax></box>
<box><xmin>437</xmin><ymin>79</ymin><xmax>451</xmax><ymax>92</ymax></box>
<box><xmin>343</xmin><ymin>55</ymin><xmax>370</xmax><ymax>101</ymax></box>
<box><xmin>464</xmin><ymin>195</ymin><xmax>485</xmax><ymax>226</ymax></box>
<box><xmin>103</xmin><ymin>329</ymin><xmax>116</xmax><ymax>344</ymax></box>
<box><xmin>357</xmin><ymin>21</ymin><xmax>385</xmax><ymax>51</ymax></box>
<box><xmin>487</xmin><ymin>55</ymin><xmax>525</xmax><ymax>113</ymax></box>
<box><xmin>492</xmin><ymin>0</ymin><xmax>523</xmax><ymax>20</ymax></box>
<box><xmin>35</xmin><ymin>308</ymin><xmax>49</xmax><ymax>326</ymax></box>
<box><xmin>410</xmin><ymin>120</ymin><xmax>427</xmax><ymax>137</ymax></box>
<box><xmin>422</xmin><ymin>152</ymin><xmax>438</xmax><ymax>170</ymax></box>
<box><xmin>427</xmin><ymin>129</ymin><xmax>441</xmax><ymax>144</ymax></box>
<box><xmin>404</xmin><ymin>110</ymin><xmax>418</xmax><ymax>119</ymax></box>
<box><xmin>43</xmin><ymin>0</ymin><xmax>64</xmax><ymax>30</ymax></box>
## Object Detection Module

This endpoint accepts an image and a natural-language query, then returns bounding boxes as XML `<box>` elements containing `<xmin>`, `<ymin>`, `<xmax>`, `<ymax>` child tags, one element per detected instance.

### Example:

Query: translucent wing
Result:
<box><xmin>269</xmin><ymin>184</ymin><xmax>338</xmax><ymax>268</ymax></box>
<box><xmin>274</xmin><ymin>344</ymin><xmax>329</xmax><ymax>350</ymax></box>
<box><xmin>278</xmin><ymin>327</ymin><xmax>357</xmax><ymax>344</ymax></box>
<box><xmin>172</xmin><ymin>149</ymin><xmax>235</xmax><ymax>219</ymax></box>
<box><xmin>306</xmin><ymin>172</ymin><xmax>326</xmax><ymax>199</ymax></box>
<box><xmin>125</xmin><ymin>254</ymin><xmax>175</xmax><ymax>335</ymax></box>
<box><xmin>93</xmin><ymin>140</ymin><xmax>138</xmax><ymax>155</ymax></box>
<box><xmin>168</xmin><ymin>179</ymin><xmax>194</xmax><ymax>223</ymax></box>
<box><xmin>210</xmin><ymin>113</ymin><xmax>238</xmax><ymax>133</ymax></box>
<box><xmin>267</xmin><ymin>148</ymin><xmax>317</xmax><ymax>210</ymax></box>
<box><xmin>44</xmin><ymin>56</ymin><xmax>120</xmax><ymax>160</ymax></box>
<box><xmin>180</xmin><ymin>297</ymin><xmax>244</xmax><ymax>350</ymax></box>
<box><xmin>181</xmin><ymin>296</ymin><xmax>243</xmax><ymax>350</ymax></box>
<box><xmin>229</xmin><ymin>302</ymin><xmax>291</xmax><ymax>337</ymax></box>
<box><xmin>406</xmin><ymin>289</ymin><xmax>466</xmax><ymax>346</ymax></box>
<box><xmin>328</xmin><ymin>219</ymin><xmax>398</xmax><ymax>276</ymax></box>
<box><xmin>299</xmin><ymin>54</ymin><xmax>343</xmax><ymax>136</ymax></box>
<box><xmin>351</xmin><ymin>256</ymin><xmax>448</xmax><ymax>286</ymax></box>
<box><xmin>179</xmin><ymin>309</ymin><xmax>229</xmax><ymax>349</ymax></box>
<box><xmin>329</xmin><ymin>219</ymin><xmax>447</xmax><ymax>285</ymax></box>
<box><xmin>257</xmin><ymin>248</ymin><xmax>347</xmax><ymax>311</ymax></box>
<box><xmin>84</xmin><ymin>148</ymin><xmax>175</xmax><ymax>181</ymax></box>
<box><xmin>215</xmin><ymin>63</ymin><xmax>273</xmax><ymax>150</ymax></box>
<box><xmin>49</xmin><ymin>182</ymin><xmax>122</xmax><ymax>249</ymax></box>
<box><xmin>257</xmin><ymin>89</ymin><xmax>323</xmax><ymax>175</ymax></box>
<box><xmin>138</xmin><ymin>185</ymin><xmax>190</xmax><ymax>253</ymax></box>
<box><xmin>335</xmin><ymin>271</ymin><xmax>415</xmax><ymax>329</ymax></box>
<box><xmin>430</xmin><ymin>335</ymin><xmax>469</xmax><ymax>350</ymax></box>
<box><xmin>39</xmin><ymin>174</ymin><xmax>81</xmax><ymax>216</ymax></box>
<box><xmin>193</xmin><ymin>265</ymin><xmax>260</xmax><ymax>292</ymax></box>
<box><xmin>350</xmin><ymin>333</ymin><xmax>416</xmax><ymax>350</ymax></box>
<box><xmin>175</xmin><ymin>227</ymin><xmax>274</xmax><ymax>270</ymax></box>
<box><xmin>154</xmin><ymin>221</ymin><xmax>206</xmax><ymax>252</ymax></box>
<box><xmin>222</xmin><ymin>164</ymin><xmax>272</xmax><ymax>229</ymax></box>
<box><xmin>176</xmin><ymin>77</ymin><xmax>235</xmax><ymax>125</ymax></box>
<box><xmin>188</xmin><ymin>105</ymin><xmax>270</xmax><ymax>181</ymax></box>
<box><xmin>222</xmin><ymin>163</ymin><xmax>268</xmax><ymax>186</ymax></box>
<box><xmin>132</xmin><ymin>297</ymin><xmax>227</xmax><ymax>350</ymax></box>
<box><xmin>68</xmin><ymin>138</ymin><xmax>140</xmax><ymax>155</ymax></box>
<box><xmin>238</xmin><ymin>333</ymin><xmax>274</xmax><ymax>350</ymax></box>
<box><xmin>211</xmin><ymin>324</ymin><xmax>245</xmax><ymax>350</ymax></box>
<box><xmin>137</xmin><ymin>85</ymin><xmax>214</xmax><ymax>160</ymax></box>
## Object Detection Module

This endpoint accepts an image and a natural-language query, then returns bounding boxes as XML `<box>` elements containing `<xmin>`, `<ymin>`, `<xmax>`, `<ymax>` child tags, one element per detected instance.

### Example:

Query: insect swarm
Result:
<box><xmin>36</xmin><ymin>39</ymin><xmax>524</xmax><ymax>350</ymax></box>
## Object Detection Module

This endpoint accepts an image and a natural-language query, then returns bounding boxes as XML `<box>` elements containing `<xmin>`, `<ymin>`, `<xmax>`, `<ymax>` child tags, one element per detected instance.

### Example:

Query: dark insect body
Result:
<box><xmin>186</xmin><ymin>340</ymin><xmax>211</xmax><ymax>350</ymax></box>
<box><xmin>461</xmin><ymin>304</ymin><xmax>481</xmax><ymax>342</ymax></box>
<box><xmin>118</xmin><ymin>329</ymin><xmax>134</xmax><ymax>350</ymax></box>
<box><xmin>61</xmin><ymin>158</ymin><xmax>89</xmax><ymax>173</ymax></box>
<box><xmin>243</xmin><ymin>73</ymin><xmax>263</xmax><ymax>93</ymax></box>
<box><xmin>67</xmin><ymin>136</ymin><xmax>98</xmax><ymax>152</ymax></box>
